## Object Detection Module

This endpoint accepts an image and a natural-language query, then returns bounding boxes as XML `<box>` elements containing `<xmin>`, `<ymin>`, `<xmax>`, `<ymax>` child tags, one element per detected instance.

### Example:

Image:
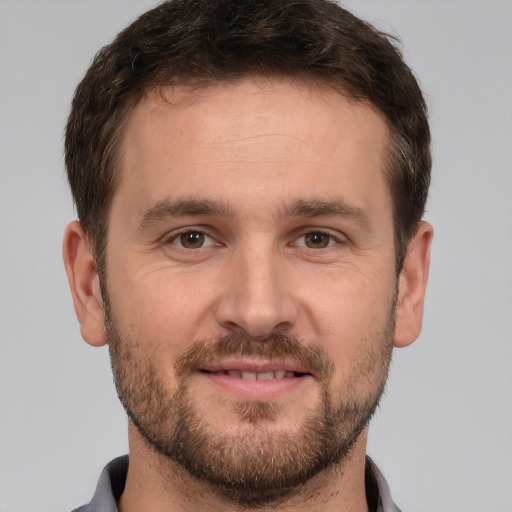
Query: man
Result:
<box><xmin>62</xmin><ymin>0</ymin><xmax>432</xmax><ymax>510</ymax></box>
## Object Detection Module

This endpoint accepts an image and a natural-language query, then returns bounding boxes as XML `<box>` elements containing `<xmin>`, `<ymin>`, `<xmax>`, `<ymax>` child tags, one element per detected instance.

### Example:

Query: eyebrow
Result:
<box><xmin>138</xmin><ymin>197</ymin><xmax>371</xmax><ymax>231</ymax></box>
<box><xmin>139</xmin><ymin>198</ymin><xmax>234</xmax><ymax>228</ymax></box>
<box><xmin>287</xmin><ymin>199</ymin><xmax>372</xmax><ymax>231</ymax></box>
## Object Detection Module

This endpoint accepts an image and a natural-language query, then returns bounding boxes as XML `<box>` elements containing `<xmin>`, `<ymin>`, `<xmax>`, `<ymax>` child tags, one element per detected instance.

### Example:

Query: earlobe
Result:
<box><xmin>394</xmin><ymin>221</ymin><xmax>433</xmax><ymax>348</ymax></box>
<box><xmin>62</xmin><ymin>221</ymin><xmax>107</xmax><ymax>347</ymax></box>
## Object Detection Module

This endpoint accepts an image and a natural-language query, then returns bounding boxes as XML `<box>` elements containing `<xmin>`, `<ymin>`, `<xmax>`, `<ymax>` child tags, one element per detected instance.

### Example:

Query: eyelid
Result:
<box><xmin>291</xmin><ymin>228</ymin><xmax>346</xmax><ymax>248</ymax></box>
<box><xmin>164</xmin><ymin>227</ymin><xmax>218</xmax><ymax>248</ymax></box>
<box><xmin>160</xmin><ymin>226</ymin><xmax>347</xmax><ymax>248</ymax></box>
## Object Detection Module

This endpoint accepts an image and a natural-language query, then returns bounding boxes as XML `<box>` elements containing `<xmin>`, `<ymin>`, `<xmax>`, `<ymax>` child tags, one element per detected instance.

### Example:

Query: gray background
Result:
<box><xmin>1</xmin><ymin>1</ymin><xmax>511</xmax><ymax>511</ymax></box>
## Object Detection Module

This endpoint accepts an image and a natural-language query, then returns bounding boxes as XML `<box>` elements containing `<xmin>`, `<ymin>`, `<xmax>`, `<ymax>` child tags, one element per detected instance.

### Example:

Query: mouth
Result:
<box><xmin>199</xmin><ymin>369</ymin><xmax>309</xmax><ymax>380</ymax></box>
<box><xmin>195</xmin><ymin>361</ymin><xmax>313</xmax><ymax>400</ymax></box>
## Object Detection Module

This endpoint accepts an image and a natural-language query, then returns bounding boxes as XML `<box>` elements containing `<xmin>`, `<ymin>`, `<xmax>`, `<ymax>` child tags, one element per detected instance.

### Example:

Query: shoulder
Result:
<box><xmin>70</xmin><ymin>456</ymin><xmax>128</xmax><ymax>512</ymax></box>
<box><xmin>366</xmin><ymin>457</ymin><xmax>403</xmax><ymax>512</ymax></box>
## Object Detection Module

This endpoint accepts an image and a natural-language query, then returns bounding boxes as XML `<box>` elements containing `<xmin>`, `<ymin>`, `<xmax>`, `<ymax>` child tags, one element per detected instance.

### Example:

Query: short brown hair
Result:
<box><xmin>65</xmin><ymin>0</ymin><xmax>430</xmax><ymax>274</ymax></box>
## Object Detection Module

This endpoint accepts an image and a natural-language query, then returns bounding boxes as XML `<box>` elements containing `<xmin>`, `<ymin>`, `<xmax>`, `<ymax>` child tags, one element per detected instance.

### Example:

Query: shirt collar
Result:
<box><xmin>366</xmin><ymin>456</ymin><xmax>403</xmax><ymax>512</ymax></box>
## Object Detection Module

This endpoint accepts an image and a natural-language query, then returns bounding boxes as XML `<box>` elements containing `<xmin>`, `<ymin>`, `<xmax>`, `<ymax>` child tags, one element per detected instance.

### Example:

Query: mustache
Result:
<box><xmin>174</xmin><ymin>331</ymin><xmax>334</xmax><ymax>382</ymax></box>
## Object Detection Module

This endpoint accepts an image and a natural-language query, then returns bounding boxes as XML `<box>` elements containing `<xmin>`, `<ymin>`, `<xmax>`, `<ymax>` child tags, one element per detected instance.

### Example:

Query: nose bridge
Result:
<box><xmin>215</xmin><ymin>237</ymin><xmax>297</xmax><ymax>336</ymax></box>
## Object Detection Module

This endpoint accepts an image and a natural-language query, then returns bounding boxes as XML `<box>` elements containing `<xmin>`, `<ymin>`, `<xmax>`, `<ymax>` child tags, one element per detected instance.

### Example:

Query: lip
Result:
<box><xmin>196</xmin><ymin>358</ymin><xmax>313</xmax><ymax>400</ymax></box>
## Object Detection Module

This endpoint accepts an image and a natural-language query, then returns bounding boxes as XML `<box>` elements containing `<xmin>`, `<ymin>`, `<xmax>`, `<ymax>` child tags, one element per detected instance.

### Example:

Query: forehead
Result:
<box><xmin>125</xmin><ymin>79</ymin><xmax>388</xmax><ymax>152</ymax></box>
<box><xmin>115</xmin><ymin>79</ymin><xmax>391</xmax><ymax>217</ymax></box>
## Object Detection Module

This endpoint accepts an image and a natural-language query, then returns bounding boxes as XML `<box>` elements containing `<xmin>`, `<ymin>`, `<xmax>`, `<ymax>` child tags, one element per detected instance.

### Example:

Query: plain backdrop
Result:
<box><xmin>1</xmin><ymin>1</ymin><xmax>511</xmax><ymax>511</ymax></box>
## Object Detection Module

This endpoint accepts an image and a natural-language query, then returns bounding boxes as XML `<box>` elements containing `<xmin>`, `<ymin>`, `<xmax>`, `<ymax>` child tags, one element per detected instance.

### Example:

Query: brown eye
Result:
<box><xmin>179</xmin><ymin>231</ymin><xmax>205</xmax><ymax>249</ymax></box>
<box><xmin>304</xmin><ymin>232</ymin><xmax>332</xmax><ymax>249</ymax></box>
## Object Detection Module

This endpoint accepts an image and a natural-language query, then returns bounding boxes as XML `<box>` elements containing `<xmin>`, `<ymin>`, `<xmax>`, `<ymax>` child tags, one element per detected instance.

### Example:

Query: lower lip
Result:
<box><xmin>199</xmin><ymin>372</ymin><xmax>311</xmax><ymax>400</ymax></box>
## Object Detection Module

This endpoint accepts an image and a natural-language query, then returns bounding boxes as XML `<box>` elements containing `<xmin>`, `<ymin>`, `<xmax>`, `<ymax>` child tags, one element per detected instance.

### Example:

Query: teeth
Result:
<box><xmin>221</xmin><ymin>370</ymin><xmax>297</xmax><ymax>380</ymax></box>
<box><xmin>256</xmin><ymin>371</ymin><xmax>274</xmax><ymax>381</ymax></box>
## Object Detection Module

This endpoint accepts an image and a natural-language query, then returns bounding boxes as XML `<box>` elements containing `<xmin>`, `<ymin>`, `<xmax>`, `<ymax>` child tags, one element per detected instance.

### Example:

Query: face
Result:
<box><xmin>103</xmin><ymin>80</ymin><xmax>398</xmax><ymax>504</ymax></box>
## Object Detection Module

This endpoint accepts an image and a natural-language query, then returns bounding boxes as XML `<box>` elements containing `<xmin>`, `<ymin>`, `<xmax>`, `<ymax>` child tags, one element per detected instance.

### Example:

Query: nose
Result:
<box><xmin>215</xmin><ymin>243</ymin><xmax>299</xmax><ymax>337</ymax></box>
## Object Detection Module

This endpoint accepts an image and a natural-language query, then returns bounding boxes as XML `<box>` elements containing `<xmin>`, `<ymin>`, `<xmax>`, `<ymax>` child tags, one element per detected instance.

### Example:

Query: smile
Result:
<box><xmin>195</xmin><ymin>360</ymin><xmax>314</xmax><ymax>400</ymax></box>
<box><xmin>200</xmin><ymin>369</ymin><xmax>308</xmax><ymax>380</ymax></box>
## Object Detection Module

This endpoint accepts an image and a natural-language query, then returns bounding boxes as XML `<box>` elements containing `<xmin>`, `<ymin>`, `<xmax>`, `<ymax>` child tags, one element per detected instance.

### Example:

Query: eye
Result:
<box><xmin>170</xmin><ymin>230</ymin><xmax>216</xmax><ymax>249</ymax></box>
<box><xmin>296</xmin><ymin>231</ymin><xmax>337</xmax><ymax>249</ymax></box>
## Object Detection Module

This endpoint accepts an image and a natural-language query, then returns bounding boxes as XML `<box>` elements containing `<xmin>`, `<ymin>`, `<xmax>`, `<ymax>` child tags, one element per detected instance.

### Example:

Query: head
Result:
<box><xmin>65</xmin><ymin>0</ymin><xmax>430</xmax><ymax>279</ymax></box>
<box><xmin>63</xmin><ymin>0</ymin><xmax>432</xmax><ymax>507</ymax></box>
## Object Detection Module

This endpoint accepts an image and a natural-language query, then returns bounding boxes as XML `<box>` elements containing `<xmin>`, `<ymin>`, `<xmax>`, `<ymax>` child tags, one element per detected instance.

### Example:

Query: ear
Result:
<box><xmin>394</xmin><ymin>221</ymin><xmax>433</xmax><ymax>348</ymax></box>
<box><xmin>62</xmin><ymin>221</ymin><xmax>107</xmax><ymax>347</ymax></box>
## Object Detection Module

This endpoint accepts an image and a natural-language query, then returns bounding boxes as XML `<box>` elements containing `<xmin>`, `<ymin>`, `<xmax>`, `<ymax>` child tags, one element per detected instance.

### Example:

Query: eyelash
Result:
<box><xmin>166</xmin><ymin>229</ymin><xmax>217</xmax><ymax>249</ymax></box>
<box><xmin>165</xmin><ymin>228</ymin><xmax>343</xmax><ymax>250</ymax></box>
<box><xmin>293</xmin><ymin>230</ymin><xmax>339</xmax><ymax>249</ymax></box>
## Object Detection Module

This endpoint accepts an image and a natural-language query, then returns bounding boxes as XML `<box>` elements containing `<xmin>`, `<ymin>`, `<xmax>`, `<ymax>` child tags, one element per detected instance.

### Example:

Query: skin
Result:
<box><xmin>63</xmin><ymin>79</ymin><xmax>432</xmax><ymax>512</ymax></box>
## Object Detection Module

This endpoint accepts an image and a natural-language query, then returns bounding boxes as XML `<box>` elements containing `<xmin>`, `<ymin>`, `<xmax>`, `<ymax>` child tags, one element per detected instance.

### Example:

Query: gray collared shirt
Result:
<box><xmin>71</xmin><ymin>455</ymin><xmax>402</xmax><ymax>512</ymax></box>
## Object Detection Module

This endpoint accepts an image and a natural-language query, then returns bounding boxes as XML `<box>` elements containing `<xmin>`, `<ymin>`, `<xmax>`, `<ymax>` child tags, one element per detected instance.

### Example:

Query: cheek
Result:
<box><xmin>107</xmin><ymin>266</ymin><xmax>218</xmax><ymax>356</ymax></box>
<box><xmin>305</xmin><ymin>271</ymin><xmax>396</xmax><ymax>374</ymax></box>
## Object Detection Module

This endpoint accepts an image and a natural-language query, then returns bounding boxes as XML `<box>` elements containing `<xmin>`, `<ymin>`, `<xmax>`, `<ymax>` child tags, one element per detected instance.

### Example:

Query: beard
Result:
<box><xmin>105</xmin><ymin>299</ymin><xmax>395</xmax><ymax>507</ymax></box>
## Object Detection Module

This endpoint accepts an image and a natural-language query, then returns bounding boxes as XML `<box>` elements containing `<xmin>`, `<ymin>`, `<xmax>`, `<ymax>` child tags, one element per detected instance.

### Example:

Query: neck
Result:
<box><xmin>118</xmin><ymin>424</ymin><xmax>370</xmax><ymax>512</ymax></box>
